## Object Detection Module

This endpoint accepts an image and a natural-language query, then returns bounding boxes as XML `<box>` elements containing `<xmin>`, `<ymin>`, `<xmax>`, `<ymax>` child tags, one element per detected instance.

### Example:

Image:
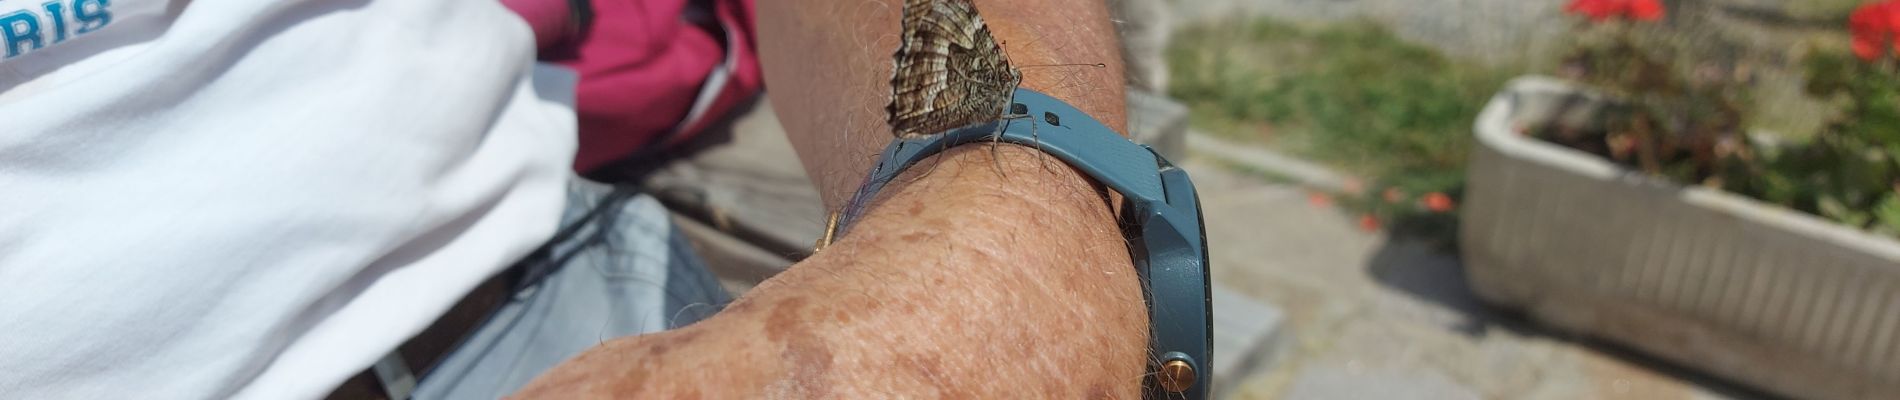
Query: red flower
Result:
<box><xmin>1565</xmin><ymin>0</ymin><xmax>1665</xmax><ymax>22</ymax></box>
<box><xmin>1308</xmin><ymin>192</ymin><xmax>1334</xmax><ymax>208</ymax></box>
<box><xmin>1358</xmin><ymin>214</ymin><xmax>1382</xmax><ymax>232</ymax></box>
<box><xmin>1626</xmin><ymin>0</ymin><xmax>1665</xmax><ymax>21</ymax></box>
<box><xmin>1851</xmin><ymin>1</ymin><xmax>1900</xmax><ymax>61</ymax></box>
<box><xmin>1566</xmin><ymin>0</ymin><xmax>1618</xmax><ymax>22</ymax></box>
<box><xmin>1422</xmin><ymin>192</ymin><xmax>1456</xmax><ymax>213</ymax></box>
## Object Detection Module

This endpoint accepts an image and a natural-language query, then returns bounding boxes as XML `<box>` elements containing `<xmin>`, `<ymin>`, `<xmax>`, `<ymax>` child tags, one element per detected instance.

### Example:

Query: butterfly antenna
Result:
<box><xmin>1016</xmin><ymin>63</ymin><xmax>1108</xmax><ymax>70</ymax></box>
<box><xmin>998</xmin><ymin>39</ymin><xmax>1108</xmax><ymax>71</ymax></box>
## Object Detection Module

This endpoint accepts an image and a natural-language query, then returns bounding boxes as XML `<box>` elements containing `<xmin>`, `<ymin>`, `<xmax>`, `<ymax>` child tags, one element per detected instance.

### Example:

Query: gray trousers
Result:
<box><xmin>410</xmin><ymin>179</ymin><xmax>731</xmax><ymax>399</ymax></box>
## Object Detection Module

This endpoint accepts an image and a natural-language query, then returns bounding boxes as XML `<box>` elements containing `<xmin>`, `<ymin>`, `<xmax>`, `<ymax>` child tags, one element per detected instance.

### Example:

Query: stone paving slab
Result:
<box><xmin>1284</xmin><ymin>365</ymin><xmax>1480</xmax><ymax>400</ymax></box>
<box><xmin>1214</xmin><ymin>285</ymin><xmax>1289</xmax><ymax>397</ymax></box>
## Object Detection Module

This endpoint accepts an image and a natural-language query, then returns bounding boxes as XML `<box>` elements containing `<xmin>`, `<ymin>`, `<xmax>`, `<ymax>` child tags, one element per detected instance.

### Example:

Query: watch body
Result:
<box><xmin>832</xmin><ymin>89</ymin><xmax>1212</xmax><ymax>399</ymax></box>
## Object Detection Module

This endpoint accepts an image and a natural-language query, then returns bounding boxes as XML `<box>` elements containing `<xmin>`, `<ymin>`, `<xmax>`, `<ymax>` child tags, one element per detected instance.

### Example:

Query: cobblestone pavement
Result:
<box><xmin>1189</xmin><ymin>160</ymin><xmax>1762</xmax><ymax>400</ymax></box>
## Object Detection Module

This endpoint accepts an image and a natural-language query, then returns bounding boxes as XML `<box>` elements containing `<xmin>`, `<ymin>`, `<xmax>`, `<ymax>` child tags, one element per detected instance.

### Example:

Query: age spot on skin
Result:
<box><xmin>831</xmin><ymin>308</ymin><xmax>851</xmax><ymax>323</ymax></box>
<box><xmin>603</xmin><ymin>366</ymin><xmax>651</xmax><ymax>396</ymax></box>
<box><xmin>764</xmin><ymin>297</ymin><xmax>809</xmax><ymax>343</ymax></box>
<box><xmin>783</xmin><ymin>336</ymin><xmax>835</xmax><ymax>397</ymax></box>
<box><xmin>765</xmin><ymin>296</ymin><xmax>836</xmax><ymax>397</ymax></box>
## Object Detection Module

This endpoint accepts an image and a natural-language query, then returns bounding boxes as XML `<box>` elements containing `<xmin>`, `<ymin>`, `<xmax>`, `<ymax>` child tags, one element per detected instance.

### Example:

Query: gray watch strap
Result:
<box><xmin>833</xmin><ymin>89</ymin><xmax>1211</xmax><ymax>399</ymax></box>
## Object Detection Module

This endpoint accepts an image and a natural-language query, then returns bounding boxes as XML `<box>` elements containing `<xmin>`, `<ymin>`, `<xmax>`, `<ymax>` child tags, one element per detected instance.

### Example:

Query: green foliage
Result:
<box><xmin>1168</xmin><ymin>19</ymin><xmax>1508</xmax><ymax>242</ymax></box>
<box><xmin>1785</xmin><ymin>0</ymin><xmax>1866</xmax><ymax>23</ymax></box>
<box><xmin>1259</xmin><ymin>25</ymin><xmax>1489</xmax><ymax>178</ymax></box>
<box><xmin>1546</xmin><ymin>22</ymin><xmax>1900</xmax><ymax>238</ymax></box>
<box><xmin>1732</xmin><ymin>51</ymin><xmax>1900</xmax><ymax>236</ymax></box>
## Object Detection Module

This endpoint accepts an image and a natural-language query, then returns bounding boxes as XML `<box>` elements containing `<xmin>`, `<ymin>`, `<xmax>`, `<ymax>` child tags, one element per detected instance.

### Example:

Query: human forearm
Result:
<box><xmin>513</xmin><ymin>0</ymin><xmax>1146</xmax><ymax>397</ymax></box>
<box><xmin>514</xmin><ymin>144</ymin><xmax>1146</xmax><ymax>398</ymax></box>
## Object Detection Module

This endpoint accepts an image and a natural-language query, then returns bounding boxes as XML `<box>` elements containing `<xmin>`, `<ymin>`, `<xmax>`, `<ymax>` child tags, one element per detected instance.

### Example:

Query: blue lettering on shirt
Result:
<box><xmin>74</xmin><ymin>0</ymin><xmax>107</xmax><ymax>35</ymax></box>
<box><xmin>43</xmin><ymin>1</ymin><xmax>68</xmax><ymax>43</ymax></box>
<box><xmin>2</xmin><ymin>11</ymin><xmax>44</xmax><ymax>58</ymax></box>
<box><xmin>1</xmin><ymin>0</ymin><xmax>112</xmax><ymax>59</ymax></box>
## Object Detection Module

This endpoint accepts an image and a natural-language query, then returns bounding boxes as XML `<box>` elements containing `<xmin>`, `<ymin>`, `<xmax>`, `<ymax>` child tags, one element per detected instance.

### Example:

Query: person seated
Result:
<box><xmin>0</xmin><ymin>0</ymin><xmax>1146</xmax><ymax>398</ymax></box>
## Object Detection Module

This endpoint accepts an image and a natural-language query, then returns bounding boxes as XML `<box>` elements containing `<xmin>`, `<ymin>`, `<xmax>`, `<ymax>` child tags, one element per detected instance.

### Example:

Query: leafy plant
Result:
<box><xmin>1539</xmin><ymin>0</ymin><xmax>1759</xmax><ymax>189</ymax></box>
<box><xmin>1544</xmin><ymin>0</ymin><xmax>1900</xmax><ymax>237</ymax></box>
<box><xmin>1733</xmin><ymin>1</ymin><xmax>1900</xmax><ymax>236</ymax></box>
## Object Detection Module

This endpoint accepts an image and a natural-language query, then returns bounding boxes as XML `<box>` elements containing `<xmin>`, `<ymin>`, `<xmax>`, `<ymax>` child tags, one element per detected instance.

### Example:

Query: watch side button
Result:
<box><xmin>1158</xmin><ymin>358</ymin><xmax>1197</xmax><ymax>393</ymax></box>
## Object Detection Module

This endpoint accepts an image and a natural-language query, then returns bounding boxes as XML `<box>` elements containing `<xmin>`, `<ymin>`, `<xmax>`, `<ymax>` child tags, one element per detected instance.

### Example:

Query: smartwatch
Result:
<box><xmin>822</xmin><ymin>88</ymin><xmax>1212</xmax><ymax>399</ymax></box>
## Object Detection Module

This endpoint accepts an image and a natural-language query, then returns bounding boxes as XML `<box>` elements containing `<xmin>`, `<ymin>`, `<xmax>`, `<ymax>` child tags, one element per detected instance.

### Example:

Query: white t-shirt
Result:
<box><xmin>0</xmin><ymin>0</ymin><xmax>576</xmax><ymax>398</ymax></box>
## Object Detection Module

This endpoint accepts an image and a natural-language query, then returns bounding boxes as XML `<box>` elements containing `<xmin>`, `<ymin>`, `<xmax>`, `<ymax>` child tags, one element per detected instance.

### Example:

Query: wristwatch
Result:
<box><xmin>821</xmin><ymin>88</ymin><xmax>1212</xmax><ymax>399</ymax></box>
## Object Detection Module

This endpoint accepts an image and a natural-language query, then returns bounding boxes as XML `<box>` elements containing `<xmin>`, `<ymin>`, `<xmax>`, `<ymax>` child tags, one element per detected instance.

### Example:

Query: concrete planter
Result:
<box><xmin>1462</xmin><ymin>76</ymin><xmax>1900</xmax><ymax>400</ymax></box>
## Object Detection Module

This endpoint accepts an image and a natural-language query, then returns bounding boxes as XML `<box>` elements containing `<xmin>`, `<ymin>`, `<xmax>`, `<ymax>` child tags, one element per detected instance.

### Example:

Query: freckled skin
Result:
<box><xmin>781</xmin><ymin>336</ymin><xmax>835</xmax><ymax>398</ymax></box>
<box><xmin>760</xmin><ymin>296</ymin><xmax>841</xmax><ymax>398</ymax></box>
<box><xmin>609</xmin><ymin>369</ymin><xmax>650</xmax><ymax>396</ymax></box>
<box><xmin>900</xmin><ymin>353</ymin><xmax>979</xmax><ymax>398</ymax></box>
<box><xmin>830</xmin><ymin>308</ymin><xmax>850</xmax><ymax>322</ymax></box>
<box><xmin>763</xmin><ymin>297</ymin><xmax>808</xmax><ymax>343</ymax></box>
<box><xmin>515</xmin><ymin>148</ymin><xmax>1146</xmax><ymax>400</ymax></box>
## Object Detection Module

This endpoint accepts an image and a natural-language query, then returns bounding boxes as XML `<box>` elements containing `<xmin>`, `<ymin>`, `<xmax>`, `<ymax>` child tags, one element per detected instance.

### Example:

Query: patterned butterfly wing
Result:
<box><xmin>887</xmin><ymin>0</ymin><xmax>1024</xmax><ymax>139</ymax></box>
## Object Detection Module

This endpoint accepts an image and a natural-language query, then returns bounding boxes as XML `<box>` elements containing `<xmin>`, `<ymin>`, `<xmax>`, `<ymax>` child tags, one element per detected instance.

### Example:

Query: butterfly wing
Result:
<box><xmin>887</xmin><ymin>0</ymin><xmax>1020</xmax><ymax>139</ymax></box>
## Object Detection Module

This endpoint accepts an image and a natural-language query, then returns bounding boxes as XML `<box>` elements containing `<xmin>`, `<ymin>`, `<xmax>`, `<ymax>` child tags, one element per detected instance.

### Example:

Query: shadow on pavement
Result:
<box><xmin>1363</xmin><ymin>235</ymin><xmax>1786</xmax><ymax>400</ymax></box>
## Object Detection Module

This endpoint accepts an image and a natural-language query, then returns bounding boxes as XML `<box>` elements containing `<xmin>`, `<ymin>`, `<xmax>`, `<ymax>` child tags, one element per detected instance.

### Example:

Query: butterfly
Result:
<box><xmin>886</xmin><ymin>0</ymin><xmax>1024</xmax><ymax>139</ymax></box>
<box><xmin>819</xmin><ymin>0</ymin><xmax>1031</xmax><ymax>253</ymax></box>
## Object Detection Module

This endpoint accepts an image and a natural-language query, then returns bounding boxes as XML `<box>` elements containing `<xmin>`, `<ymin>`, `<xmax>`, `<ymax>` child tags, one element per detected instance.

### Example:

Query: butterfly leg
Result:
<box><xmin>1027</xmin><ymin>115</ymin><xmax>1062</xmax><ymax>176</ymax></box>
<box><xmin>988</xmin><ymin>119</ymin><xmax>1012</xmax><ymax>178</ymax></box>
<box><xmin>903</xmin><ymin>139</ymin><xmax>956</xmax><ymax>185</ymax></box>
<box><xmin>989</xmin><ymin>114</ymin><xmax>1042</xmax><ymax>179</ymax></box>
<box><xmin>995</xmin><ymin>114</ymin><xmax>1060</xmax><ymax>177</ymax></box>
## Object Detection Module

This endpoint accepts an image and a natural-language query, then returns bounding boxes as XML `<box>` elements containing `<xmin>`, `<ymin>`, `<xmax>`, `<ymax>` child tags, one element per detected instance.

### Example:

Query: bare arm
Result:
<box><xmin>755</xmin><ymin>0</ymin><xmax>1128</xmax><ymax>210</ymax></box>
<box><xmin>512</xmin><ymin>0</ymin><xmax>1146</xmax><ymax>397</ymax></box>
